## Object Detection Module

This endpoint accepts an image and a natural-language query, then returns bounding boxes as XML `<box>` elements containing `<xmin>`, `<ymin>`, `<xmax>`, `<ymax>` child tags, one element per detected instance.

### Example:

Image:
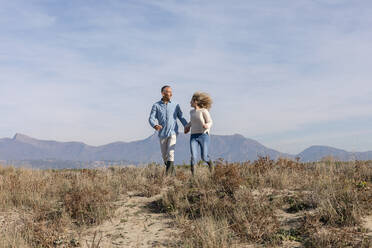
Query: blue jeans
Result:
<box><xmin>190</xmin><ymin>133</ymin><xmax>211</xmax><ymax>165</ymax></box>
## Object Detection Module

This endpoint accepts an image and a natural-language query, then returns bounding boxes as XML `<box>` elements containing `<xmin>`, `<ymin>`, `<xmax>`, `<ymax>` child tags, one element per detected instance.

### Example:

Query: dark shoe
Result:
<box><xmin>207</xmin><ymin>160</ymin><xmax>213</xmax><ymax>173</ymax></box>
<box><xmin>169</xmin><ymin>161</ymin><xmax>175</xmax><ymax>176</ymax></box>
<box><xmin>191</xmin><ymin>164</ymin><xmax>195</xmax><ymax>176</ymax></box>
<box><xmin>165</xmin><ymin>161</ymin><xmax>171</xmax><ymax>176</ymax></box>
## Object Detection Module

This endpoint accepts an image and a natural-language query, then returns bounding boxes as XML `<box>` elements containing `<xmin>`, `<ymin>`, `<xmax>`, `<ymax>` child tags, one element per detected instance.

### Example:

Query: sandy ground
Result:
<box><xmin>79</xmin><ymin>192</ymin><xmax>178</xmax><ymax>248</ymax></box>
<box><xmin>1</xmin><ymin>192</ymin><xmax>371</xmax><ymax>248</ymax></box>
<box><xmin>362</xmin><ymin>215</ymin><xmax>372</xmax><ymax>238</ymax></box>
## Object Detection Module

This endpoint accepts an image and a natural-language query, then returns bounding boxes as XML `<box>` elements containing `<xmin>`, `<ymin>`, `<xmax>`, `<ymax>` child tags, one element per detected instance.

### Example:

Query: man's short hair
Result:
<box><xmin>161</xmin><ymin>85</ymin><xmax>171</xmax><ymax>92</ymax></box>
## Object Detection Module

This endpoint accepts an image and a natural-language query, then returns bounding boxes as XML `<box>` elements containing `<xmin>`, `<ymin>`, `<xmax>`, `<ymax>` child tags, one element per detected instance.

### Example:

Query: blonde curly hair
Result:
<box><xmin>192</xmin><ymin>92</ymin><xmax>213</xmax><ymax>110</ymax></box>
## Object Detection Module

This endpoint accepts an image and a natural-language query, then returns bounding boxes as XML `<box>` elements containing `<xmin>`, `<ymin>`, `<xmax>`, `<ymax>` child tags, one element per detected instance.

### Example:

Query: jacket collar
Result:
<box><xmin>160</xmin><ymin>98</ymin><xmax>172</xmax><ymax>104</ymax></box>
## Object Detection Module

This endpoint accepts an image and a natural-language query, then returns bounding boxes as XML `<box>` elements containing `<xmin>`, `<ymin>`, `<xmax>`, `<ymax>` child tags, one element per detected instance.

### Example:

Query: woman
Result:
<box><xmin>184</xmin><ymin>92</ymin><xmax>213</xmax><ymax>176</ymax></box>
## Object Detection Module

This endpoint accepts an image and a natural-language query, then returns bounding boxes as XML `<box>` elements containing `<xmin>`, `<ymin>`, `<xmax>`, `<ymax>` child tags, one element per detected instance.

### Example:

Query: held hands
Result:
<box><xmin>184</xmin><ymin>126</ymin><xmax>190</xmax><ymax>134</ymax></box>
<box><xmin>203</xmin><ymin>124</ymin><xmax>208</xmax><ymax>129</ymax></box>
<box><xmin>154</xmin><ymin>125</ymin><xmax>163</xmax><ymax>131</ymax></box>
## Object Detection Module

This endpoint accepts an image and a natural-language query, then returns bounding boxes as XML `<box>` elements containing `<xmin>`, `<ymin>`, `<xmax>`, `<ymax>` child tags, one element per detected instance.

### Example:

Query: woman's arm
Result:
<box><xmin>184</xmin><ymin>122</ymin><xmax>191</xmax><ymax>134</ymax></box>
<box><xmin>184</xmin><ymin>110</ymin><xmax>192</xmax><ymax>133</ymax></box>
<box><xmin>202</xmin><ymin>109</ymin><xmax>213</xmax><ymax>129</ymax></box>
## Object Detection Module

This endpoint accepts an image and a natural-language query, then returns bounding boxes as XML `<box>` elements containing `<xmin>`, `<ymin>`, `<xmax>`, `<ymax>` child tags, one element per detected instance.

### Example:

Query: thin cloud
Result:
<box><xmin>0</xmin><ymin>0</ymin><xmax>371</xmax><ymax>153</ymax></box>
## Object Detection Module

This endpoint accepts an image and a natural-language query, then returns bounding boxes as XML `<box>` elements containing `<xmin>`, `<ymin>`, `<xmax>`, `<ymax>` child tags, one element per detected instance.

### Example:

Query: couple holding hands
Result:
<box><xmin>148</xmin><ymin>85</ymin><xmax>213</xmax><ymax>176</ymax></box>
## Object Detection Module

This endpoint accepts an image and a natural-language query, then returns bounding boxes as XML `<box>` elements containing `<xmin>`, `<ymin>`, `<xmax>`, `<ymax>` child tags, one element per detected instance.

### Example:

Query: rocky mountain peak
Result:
<box><xmin>13</xmin><ymin>133</ymin><xmax>34</xmax><ymax>142</ymax></box>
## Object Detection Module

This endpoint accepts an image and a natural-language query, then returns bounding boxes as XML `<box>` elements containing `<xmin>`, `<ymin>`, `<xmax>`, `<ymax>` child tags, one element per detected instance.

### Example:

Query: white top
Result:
<box><xmin>185</xmin><ymin>108</ymin><xmax>213</xmax><ymax>134</ymax></box>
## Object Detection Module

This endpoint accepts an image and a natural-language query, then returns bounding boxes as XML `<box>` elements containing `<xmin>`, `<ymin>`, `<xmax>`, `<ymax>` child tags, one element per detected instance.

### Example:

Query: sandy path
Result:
<box><xmin>80</xmin><ymin>192</ymin><xmax>178</xmax><ymax>248</ymax></box>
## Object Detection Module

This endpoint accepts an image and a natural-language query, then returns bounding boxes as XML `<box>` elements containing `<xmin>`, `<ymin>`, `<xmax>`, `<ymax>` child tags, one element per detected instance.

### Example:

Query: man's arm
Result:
<box><xmin>148</xmin><ymin>104</ymin><xmax>158</xmax><ymax>128</ymax></box>
<box><xmin>176</xmin><ymin>104</ymin><xmax>188</xmax><ymax>127</ymax></box>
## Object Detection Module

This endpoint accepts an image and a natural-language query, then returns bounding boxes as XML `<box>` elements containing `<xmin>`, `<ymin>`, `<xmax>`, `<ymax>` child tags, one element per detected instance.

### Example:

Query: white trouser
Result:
<box><xmin>159</xmin><ymin>135</ymin><xmax>176</xmax><ymax>163</ymax></box>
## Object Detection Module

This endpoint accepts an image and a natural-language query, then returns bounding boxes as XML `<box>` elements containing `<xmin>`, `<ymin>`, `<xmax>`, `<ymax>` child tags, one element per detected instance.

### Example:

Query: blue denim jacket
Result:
<box><xmin>149</xmin><ymin>99</ymin><xmax>188</xmax><ymax>138</ymax></box>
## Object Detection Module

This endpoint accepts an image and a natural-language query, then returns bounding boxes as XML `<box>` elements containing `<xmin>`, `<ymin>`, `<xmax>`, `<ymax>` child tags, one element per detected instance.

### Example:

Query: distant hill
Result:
<box><xmin>0</xmin><ymin>133</ymin><xmax>371</xmax><ymax>168</ymax></box>
<box><xmin>0</xmin><ymin>133</ymin><xmax>290</xmax><ymax>166</ymax></box>
<box><xmin>298</xmin><ymin>145</ymin><xmax>372</xmax><ymax>162</ymax></box>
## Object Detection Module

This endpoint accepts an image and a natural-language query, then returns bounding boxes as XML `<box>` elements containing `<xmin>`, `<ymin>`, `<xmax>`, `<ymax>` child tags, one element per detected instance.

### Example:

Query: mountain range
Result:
<box><xmin>0</xmin><ymin>133</ymin><xmax>371</xmax><ymax>168</ymax></box>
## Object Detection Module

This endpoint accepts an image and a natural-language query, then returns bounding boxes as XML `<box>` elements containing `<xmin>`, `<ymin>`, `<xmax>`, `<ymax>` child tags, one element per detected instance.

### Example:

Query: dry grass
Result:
<box><xmin>159</xmin><ymin>158</ymin><xmax>372</xmax><ymax>247</ymax></box>
<box><xmin>0</xmin><ymin>166</ymin><xmax>128</xmax><ymax>247</ymax></box>
<box><xmin>1</xmin><ymin>158</ymin><xmax>371</xmax><ymax>248</ymax></box>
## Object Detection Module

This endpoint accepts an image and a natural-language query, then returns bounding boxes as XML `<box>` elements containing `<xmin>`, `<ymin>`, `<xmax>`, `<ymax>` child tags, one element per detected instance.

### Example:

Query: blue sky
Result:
<box><xmin>1</xmin><ymin>0</ymin><xmax>372</xmax><ymax>154</ymax></box>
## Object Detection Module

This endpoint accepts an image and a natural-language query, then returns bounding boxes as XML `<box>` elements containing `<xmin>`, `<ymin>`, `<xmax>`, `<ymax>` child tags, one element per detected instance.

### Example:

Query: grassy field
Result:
<box><xmin>0</xmin><ymin>158</ymin><xmax>371</xmax><ymax>247</ymax></box>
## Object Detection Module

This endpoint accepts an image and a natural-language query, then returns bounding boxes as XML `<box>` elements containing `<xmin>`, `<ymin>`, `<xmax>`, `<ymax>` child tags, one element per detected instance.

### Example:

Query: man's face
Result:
<box><xmin>162</xmin><ymin>87</ymin><xmax>172</xmax><ymax>101</ymax></box>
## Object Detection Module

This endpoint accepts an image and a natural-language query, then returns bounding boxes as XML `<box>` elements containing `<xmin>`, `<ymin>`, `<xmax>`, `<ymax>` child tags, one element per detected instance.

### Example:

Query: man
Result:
<box><xmin>149</xmin><ymin>85</ymin><xmax>188</xmax><ymax>175</ymax></box>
